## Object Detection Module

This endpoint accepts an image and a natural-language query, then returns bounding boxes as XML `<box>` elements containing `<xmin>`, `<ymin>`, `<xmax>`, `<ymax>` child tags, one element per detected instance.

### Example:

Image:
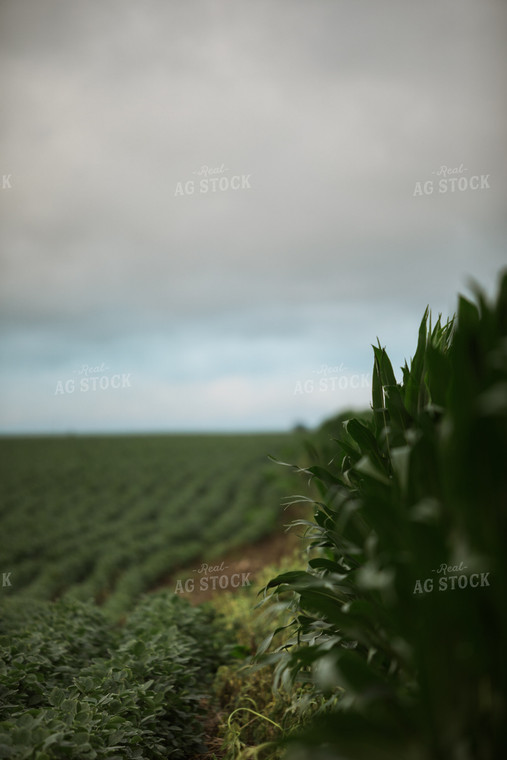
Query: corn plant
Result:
<box><xmin>260</xmin><ymin>270</ymin><xmax>507</xmax><ymax>760</ymax></box>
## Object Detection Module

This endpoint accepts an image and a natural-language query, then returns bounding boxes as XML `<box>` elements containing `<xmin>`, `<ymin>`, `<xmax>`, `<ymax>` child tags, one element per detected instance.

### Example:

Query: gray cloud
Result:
<box><xmin>0</xmin><ymin>0</ymin><xmax>505</xmax><ymax>431</ymax></box>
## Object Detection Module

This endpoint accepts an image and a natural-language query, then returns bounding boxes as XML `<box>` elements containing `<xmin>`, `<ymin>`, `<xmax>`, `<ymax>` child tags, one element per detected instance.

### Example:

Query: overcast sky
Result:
<box><xmin>0</xmin><ymin>0</ymin><xmax>506</xmax><ymax>433</ymax></box>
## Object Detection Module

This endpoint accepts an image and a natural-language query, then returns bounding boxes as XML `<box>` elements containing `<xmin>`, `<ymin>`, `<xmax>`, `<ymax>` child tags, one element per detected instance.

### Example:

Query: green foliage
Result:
<box><xmin>0</xmin><ymin>434</ymin><xmax>299</xmax><ymax>615</ymax></box>
<box><xmin>208</xmin><ymin>556</ymin><xmax>321</xmax><ymax>760</ymax></box>
<box><xmin>261</xmin><ymin>271</ymin><xmax>507</xmax><ymax>759</ymax></box>
<box><xmin>0</xmin><ymin>592</ymin><xmax>232</xmax><ymax>758</ymax></box>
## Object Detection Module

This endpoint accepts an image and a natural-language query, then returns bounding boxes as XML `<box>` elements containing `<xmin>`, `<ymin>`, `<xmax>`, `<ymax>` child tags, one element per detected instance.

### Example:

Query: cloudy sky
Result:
<box><xmin>0</xmin><ymin>0</ymin><xmax>506</xmax><ymax>433</ymax></box>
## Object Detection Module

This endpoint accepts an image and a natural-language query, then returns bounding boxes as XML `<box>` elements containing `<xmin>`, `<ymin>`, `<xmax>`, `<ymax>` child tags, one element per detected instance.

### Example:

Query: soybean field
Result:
<box><xmin>0</xmin><ymin>433</ymin><xmax>302</xmax><ymax>616</ymax></box>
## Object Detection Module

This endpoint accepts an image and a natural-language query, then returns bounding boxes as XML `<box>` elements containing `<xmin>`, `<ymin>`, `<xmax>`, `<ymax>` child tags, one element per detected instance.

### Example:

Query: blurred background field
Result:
<box><xmin>0</xmin><ymin>432</ymin><xmax>306</xmax><ymax>617</ymax></box>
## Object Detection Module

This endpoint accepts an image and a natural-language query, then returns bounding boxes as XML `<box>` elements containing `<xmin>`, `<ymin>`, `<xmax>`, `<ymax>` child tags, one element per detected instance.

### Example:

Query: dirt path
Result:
<box><xmin>151</xmin><ymin>508</ymin><xmax>306</xmax><ymax>605</ymax></box>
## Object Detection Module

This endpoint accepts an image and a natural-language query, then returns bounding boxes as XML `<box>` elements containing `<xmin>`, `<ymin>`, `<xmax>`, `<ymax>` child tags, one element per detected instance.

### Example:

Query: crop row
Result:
<box><xmin>0</xmin><ymin>433</ymin><xmax>302</xmax><ymax>614</ymax></box>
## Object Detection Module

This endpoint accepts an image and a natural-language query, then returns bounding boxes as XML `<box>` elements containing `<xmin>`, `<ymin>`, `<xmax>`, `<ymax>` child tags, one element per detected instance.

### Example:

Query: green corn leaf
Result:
<box><xmin>425</xmin><ymin>343</ymin><xmax>451</xmax><ymax>408</ymax></box>
<box><xmin>373</xmin><ymin>343</ymin><xmax>398</xmax><ymax>389</ymax></box>
<box><xmin>404</xmin><ymin>306</ymin><xmax>429</xmax><ymax>417</ymax></box>
<box><xmin>345</xmin><ymin>419</ymin><xmax>378</xmax><ymax>456</ymax></box>
<box><xmin>381</xmin><ymin>384</ymin><xmax>407</xmax><ymax>441</ymax></box>
<box><xmin>354</xmin><ymin>455</ymin><xmax>391</xmax><ymax>485</ymax></box>
<box><xmin>306</xmin><ymin>465</ymin><xmax>344</xmax><ymax>487</ymax></box>
<box><xmin>308</xmin><ymin>558</ymin><xmax>347</xmax><ymax>573</ymax></box>
<box><xmin>264</xmin><ymin>571</ymin><xmax>316</xmax><ymax>590</ymax></box>
<box><xmin>372</xmin><ymin>351</ymin><xmax>386</xmax><ymax>436</ymax></box>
